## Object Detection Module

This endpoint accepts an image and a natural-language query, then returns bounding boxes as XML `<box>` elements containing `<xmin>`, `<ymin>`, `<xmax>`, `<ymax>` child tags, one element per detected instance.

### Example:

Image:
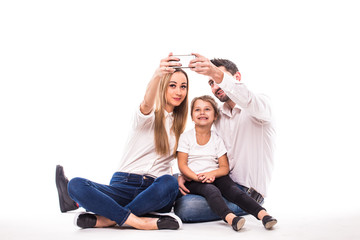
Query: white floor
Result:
<box><xmin>2</xmin><ymin>207</ymin><xmax>359</xmax><ymax>240</ymax></box>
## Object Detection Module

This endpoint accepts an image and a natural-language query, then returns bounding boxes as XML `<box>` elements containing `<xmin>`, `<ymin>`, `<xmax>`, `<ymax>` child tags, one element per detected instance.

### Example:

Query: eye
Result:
<box><xmin>181</xmin><ymin>85</ymin><xmax>187</xmax><ymax>89</ymax></box>
<box><xmin>169</xmin><ymin>84</ymin><xmax>176</xmax><ymax>88</ymax></box>
<box><xmin>194</xmin><ymin>109</ymin><xmax>200</xmax><ymax>111</ymax></box>
<box><xmin>208</xmin><ymin>80</ymin><xmax>214</xmax><ymax>86</ymax></box>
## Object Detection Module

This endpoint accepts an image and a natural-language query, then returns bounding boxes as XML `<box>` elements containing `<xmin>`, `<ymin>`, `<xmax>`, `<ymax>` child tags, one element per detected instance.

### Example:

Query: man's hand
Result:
<box><xmin>189</xmin><ymin>53</ymin><xmax>224</xmax><ymax>83</ymax></box>
<box><xmin>178</xmin><ymin>175</ymin><xmax>191</xmax><ymax>195</ymax></box>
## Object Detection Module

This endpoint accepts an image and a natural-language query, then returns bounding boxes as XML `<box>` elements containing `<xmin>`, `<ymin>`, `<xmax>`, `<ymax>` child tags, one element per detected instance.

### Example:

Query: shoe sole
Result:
<box><xmin>235</xmin><ymin>217</ymin><xmax>246</xmax><ymax>231</ymax></box>
<box><xmin>56</xmin><ymin>165</ymin><xmax>77</xmax><ymax>212</ymax></box>
<box><xmin>265</xmin><ymin>219</ymin><xmax>277</xmax><ymax>229</ymax></box>
<box><xmin>149</xmin><ymin>212</ymin><xmax>183</xmax><ymax>229</ymax></box>
<box><xmin>56</xmin><ymin>165</ymin><xmax>67</xmax><ymax>212</ymax></box>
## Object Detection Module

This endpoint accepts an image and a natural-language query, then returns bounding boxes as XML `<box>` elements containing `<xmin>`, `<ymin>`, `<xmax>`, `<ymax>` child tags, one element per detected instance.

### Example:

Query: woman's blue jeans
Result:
<box><xmin>68</xmin><ymin>172</ymin><xmax>179</xmax><ymax>226</ymax></box>
<box><xmin>174</xmin><ymin>184</ymin><xmax>264</xmax><ymax>223</ymax></box>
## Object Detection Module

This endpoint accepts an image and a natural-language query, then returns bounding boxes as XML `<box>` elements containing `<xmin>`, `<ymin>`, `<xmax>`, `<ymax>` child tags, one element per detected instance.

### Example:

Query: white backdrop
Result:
<box><xmin>1</xmin><ymin>0</ymin><xmax>360</xmax><ymax>217</ymax></box>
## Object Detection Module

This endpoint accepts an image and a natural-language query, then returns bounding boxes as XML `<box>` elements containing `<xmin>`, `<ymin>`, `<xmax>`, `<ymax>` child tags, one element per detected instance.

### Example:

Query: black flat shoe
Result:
<box><xmin>74</xmin><ymin>212</ymin><xmax>97</xmax><ymax>228</ymax></box>
<box><xmin>153</xmin><ymin>212</ymin><xmax>182</xmax><ymax>230</ymax></box>
<box><xmin>262</xmin><ymin>215</ymin><xmax>277</xmax><ymax>229</ymax></box>
<box><xmin>55</xmin><ymin>165</ymin><xmax>79</xmax><ymax>213</ymax></box>
<box><xmin>232</xmin><ymin>216</ymin><xmax>246</xmax><ymax>231</ymax></box>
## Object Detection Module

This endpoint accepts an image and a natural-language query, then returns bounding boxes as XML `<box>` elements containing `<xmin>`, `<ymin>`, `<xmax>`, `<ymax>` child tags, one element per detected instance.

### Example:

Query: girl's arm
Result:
<box><xmin>177</xmin><ymin>151</ymin><xmax>199</xmax><ymax>182</ymax></box>
<box><xmin>140</xmin><ymin>53</ymin><xmax>180</xmax><ymax>115</ymax></box>
<box><xmin>198</xmin><ymin>154</ymin><xmax>230</xmax><ymax>183</ymax></box>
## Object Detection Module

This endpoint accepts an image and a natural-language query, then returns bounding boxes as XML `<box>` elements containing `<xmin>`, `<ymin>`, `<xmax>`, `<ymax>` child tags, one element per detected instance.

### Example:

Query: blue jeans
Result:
<box><xmin>68</xmin><ymin>172</ymin><xmax>179</xmax><ymax>226</ymax></box>
<box><xmin>174</xmin><ymin>184</ymin><xmax>264</xmax><ymax>223</ymax></box>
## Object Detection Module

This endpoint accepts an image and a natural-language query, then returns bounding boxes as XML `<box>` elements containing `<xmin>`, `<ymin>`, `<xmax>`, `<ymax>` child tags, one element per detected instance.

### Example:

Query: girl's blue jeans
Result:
<box><xmin>68</xmin><ymin>172</ymin><xmax>179</xmax><ymax>226</ymax></box>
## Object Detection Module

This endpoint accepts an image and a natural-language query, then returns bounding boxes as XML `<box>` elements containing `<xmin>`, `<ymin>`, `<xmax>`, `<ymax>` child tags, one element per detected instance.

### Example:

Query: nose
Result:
<box><xmin>212</xmin><ymin>83</ymin><xmax>220</xmax><ymax>93</ymax></box>
<box><xmin>176</xmin><ymin>86</ymin><xmax>182</xmax><ymax>95</ymax></box>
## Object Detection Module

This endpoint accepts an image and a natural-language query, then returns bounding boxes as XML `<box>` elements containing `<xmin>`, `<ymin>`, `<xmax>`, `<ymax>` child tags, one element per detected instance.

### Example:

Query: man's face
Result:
<box><xmin>208</xmin><ymin>66</ymin><xmax>231</xmax><ymax>102</ymax></box>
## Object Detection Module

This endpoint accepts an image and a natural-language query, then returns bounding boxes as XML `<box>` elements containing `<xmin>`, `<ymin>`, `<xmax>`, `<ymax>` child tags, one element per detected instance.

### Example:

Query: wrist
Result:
<box><xmin>213</xmin><ymin>68</ymin><xmax>224</xmax><ymax>84</ymax></box>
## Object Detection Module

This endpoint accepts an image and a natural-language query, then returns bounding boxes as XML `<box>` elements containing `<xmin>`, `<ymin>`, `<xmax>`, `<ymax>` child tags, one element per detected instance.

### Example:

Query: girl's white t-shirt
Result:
<box><xmin>177</xmin><ymin>128</ymin><xmax>227</xmax><ymax>174</ymax></box>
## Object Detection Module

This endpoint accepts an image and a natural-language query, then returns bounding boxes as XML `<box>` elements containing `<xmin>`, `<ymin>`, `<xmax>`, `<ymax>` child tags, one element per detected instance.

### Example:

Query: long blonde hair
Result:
<box><xmin>154</xmin><ymin>69</ymin><xmax>189</xmax><ymax>157</ymax></box>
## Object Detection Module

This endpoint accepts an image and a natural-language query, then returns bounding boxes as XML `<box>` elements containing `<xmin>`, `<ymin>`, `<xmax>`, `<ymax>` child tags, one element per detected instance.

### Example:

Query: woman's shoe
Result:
<box><xmin>74</xmin><ymin>212</ymin><xmax>97</xmax><ymax>228</ymax></box>
<box><xmin>55</xmin><ymin>165</ymin><xmax>79</xmax><ymax>212</ymax></box>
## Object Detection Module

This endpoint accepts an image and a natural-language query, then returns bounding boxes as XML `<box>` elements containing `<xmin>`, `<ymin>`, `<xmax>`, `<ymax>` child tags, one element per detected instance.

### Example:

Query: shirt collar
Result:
<box><xmin>220</xmin><ymin>103</ymin><xmax>241</xmax><ymax>117</ymax></box>
<box><xmin>164</xmin><ymin>110</ymin><xmax>174</xmax><ymax>118</ymax></box>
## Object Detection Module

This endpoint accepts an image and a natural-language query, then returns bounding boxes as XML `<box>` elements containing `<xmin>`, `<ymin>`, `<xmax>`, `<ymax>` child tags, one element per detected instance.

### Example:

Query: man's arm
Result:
<box><xmin>219</xmin><ymin>74</ymin><xmax>272</xmax><ymax>122</ymax></box>
<box><xmin>190</xmin><ymin>53</ymin><xmax>272</xmax><ymax>122</ymax></box>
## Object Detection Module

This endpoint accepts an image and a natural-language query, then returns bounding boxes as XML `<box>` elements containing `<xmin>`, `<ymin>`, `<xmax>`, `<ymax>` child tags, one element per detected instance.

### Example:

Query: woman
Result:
<box><xmin>56</xmin><ymin>53</ymin><xmax>189</xmax><ymax>230</ymax></box>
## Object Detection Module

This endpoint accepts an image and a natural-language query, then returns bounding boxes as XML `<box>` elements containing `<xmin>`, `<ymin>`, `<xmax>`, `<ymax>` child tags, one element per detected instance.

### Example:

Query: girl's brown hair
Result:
<box><xmin>190</xmin><ymin>95</ymin><xmax>219</xmax><ymax>119</ymax></box>
<box><xmin>154</xmin><ymin>69</ymin><xmax>189</xmax><ymax>156</ymax></box>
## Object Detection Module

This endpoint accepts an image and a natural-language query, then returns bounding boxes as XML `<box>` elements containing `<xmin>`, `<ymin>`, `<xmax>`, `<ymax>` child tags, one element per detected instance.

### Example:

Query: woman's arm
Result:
<box><xmin>177</xmin><ymin>151</ymin><xmax>199</xmax><ymax>182</ymax></box>
<box><xmin>140</xmin><ymin>53</ymin><xmax>180</xmax><ymax>115</ymax></box>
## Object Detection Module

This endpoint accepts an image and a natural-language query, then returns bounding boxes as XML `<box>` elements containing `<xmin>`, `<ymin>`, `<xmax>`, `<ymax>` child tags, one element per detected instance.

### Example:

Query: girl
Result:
<box><xmin>56</xmin><ymin>53</ymin><xmax>189</xmax><ymax>230</ymax></box>
<box><xmin>177</xmin><ymin>95</ymin><xmax>277</xmax><ymax>231</ymax></box>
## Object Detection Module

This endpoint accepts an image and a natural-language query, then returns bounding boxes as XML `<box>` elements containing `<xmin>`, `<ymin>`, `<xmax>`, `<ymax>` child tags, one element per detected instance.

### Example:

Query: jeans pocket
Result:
<box><xmin>110</xmin><ymin>175</ymin><xmax>128</xmax><ymax>185</ymax></box>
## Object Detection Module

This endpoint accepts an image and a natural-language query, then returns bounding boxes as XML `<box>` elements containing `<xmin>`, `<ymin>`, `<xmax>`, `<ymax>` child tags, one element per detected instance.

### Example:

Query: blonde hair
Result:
<box><xmin>190</xmin><ymin>95</ymin><xmax>219</xmax><ymax>118</ymax></box>
<box><xmin>154</xmin><ymin>69</ymin><xmax>189</xmax><ymax>156</ymax></box>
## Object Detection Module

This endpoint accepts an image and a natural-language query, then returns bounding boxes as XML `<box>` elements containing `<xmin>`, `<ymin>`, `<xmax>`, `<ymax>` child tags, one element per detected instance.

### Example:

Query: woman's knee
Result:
<box><xmin>156</xmin><ymin>174</ymin><xmax>178</xmax><ymax>189</ymax></box>
<box><xmin>155</xmin><ymin>174</ymin><xmax>179</xmax><ymax>198</ymax></box>
<box><xmin>68</xmin><ymin>177</ymin><xmax>87</xmax><ymax>197</ymax></box>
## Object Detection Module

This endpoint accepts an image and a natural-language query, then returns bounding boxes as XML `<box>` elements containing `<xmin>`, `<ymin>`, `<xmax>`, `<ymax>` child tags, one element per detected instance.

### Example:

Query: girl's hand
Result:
<box><xmin>197</xmin><ymin>172</ymin><xmax>215</xmax><ymax>183</ymax></box>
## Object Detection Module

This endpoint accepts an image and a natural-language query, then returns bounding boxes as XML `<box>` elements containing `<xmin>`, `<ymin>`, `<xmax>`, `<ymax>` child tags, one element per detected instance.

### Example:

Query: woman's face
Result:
<box><xmin>165</xmin><ymin>72</ymin><xmax>188</xmax><ymax>112</ymax></box>
<box><xmin>191</xmin><ymin>99</ymin><xmax>217</xmax><ymax>126</ymax></box>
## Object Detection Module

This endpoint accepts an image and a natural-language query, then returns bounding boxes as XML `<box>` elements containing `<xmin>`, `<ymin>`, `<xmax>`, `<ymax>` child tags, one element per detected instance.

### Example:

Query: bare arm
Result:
<box><xmin>177</xmin><ymin>151</ymin><xmax>199</xmax><ymax>182</ymax></box>
<box><xmin>140</xmin><ymin>53</ymin><xmax>181</xmax><ymax>115</ymax></box>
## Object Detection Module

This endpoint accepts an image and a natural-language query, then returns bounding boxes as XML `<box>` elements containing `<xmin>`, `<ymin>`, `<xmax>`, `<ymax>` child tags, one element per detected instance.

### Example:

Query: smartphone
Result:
<box><xmin>172</xmin><ymin>54</ymin><xmax>195</xmax><ymax>68</ymax></box>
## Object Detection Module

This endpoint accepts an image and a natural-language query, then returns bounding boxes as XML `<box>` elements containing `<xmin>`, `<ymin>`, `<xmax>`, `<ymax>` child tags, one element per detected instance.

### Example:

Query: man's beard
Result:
<box><xmin>215</xmin><ymin>89</ymin><xmax>230</xmax><ymax>102</ymax></box>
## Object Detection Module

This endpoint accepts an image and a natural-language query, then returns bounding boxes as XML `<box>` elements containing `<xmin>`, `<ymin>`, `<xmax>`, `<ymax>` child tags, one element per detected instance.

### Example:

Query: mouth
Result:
<box><xmin>197</xmin><ymin>117</ymin><xmax>209</xmax><ymax>120</ymax></box>
<box><xmin>216</xmin><ymin>89</ymin><xmax>224</xmax><ymax>96</ymax></box>
<box><xmin>173</xmin><ymin>97</ymin><xmax>182</xmax><ymax>101</ymax></box>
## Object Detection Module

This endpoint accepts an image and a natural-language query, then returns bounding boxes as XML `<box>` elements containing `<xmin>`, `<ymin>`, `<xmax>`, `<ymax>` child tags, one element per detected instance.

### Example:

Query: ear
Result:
<box><xmin>234</xmin><ymin>71</ymin><xmax>241</xmax><ymax>82</ymax></box>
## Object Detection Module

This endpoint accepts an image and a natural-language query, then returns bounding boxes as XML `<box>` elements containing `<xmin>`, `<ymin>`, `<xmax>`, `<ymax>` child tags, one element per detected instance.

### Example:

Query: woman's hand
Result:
<box><xmin>153</xmin><ymin>53</ymin><xmax>182</xmax><ymax>77</ymax></box>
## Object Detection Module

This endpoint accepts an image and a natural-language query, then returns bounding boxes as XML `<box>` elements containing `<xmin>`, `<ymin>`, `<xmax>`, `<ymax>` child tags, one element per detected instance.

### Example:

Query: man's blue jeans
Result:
<box><xmin>68</xmin><ymin>172</ymin><xmax>179</xmax><ymax>226</ymax></box>
<box><xmin>174</xmin><ymin>184</ymin><xmax>264</xmax><ymax>223</ymax></box>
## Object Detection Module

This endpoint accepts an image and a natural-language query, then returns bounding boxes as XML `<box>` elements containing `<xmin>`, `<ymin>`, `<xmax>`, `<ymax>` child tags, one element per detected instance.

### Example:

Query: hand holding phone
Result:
<box><xmin>171</xmin><ymin>54</ymin><xmax>196</xmax><ymax>68</ymax></box>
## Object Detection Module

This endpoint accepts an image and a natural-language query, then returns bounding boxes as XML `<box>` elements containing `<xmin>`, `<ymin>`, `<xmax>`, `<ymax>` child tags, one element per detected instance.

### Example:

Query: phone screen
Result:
<box><xmin>172</xmin><ymin>54</ymin><xmax>195</xmax><ymax>68</ymax></box>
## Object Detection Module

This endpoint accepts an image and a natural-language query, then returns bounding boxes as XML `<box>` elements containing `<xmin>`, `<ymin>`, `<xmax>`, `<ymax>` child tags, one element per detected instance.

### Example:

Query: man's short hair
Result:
<box><xmin>210</xmin><ymin>58</ymin><xmax>239</xmax><ymax>75</ymax></box>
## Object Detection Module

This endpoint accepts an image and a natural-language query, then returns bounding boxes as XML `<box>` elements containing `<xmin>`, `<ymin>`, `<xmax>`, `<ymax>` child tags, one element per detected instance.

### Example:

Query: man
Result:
<box><xmin>174</xmin><ymin>53</ymin><xmax>276</xmax><ymax>223</ymax></box>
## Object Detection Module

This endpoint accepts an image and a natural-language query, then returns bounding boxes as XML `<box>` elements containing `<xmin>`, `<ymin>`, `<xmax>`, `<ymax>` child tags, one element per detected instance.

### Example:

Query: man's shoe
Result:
<box><xmin>55</xmin><ymin>165</ymin><xmax>79</xmax><ymax>213</ymax></box>
<box><xmin>150</xmin><ymin>212</ymin><xmax>182</xmax><ymax>230</ymax></box>
<box><xmin>262</xmin><ymin>215</ymin><xmax>277</xmax><ymax>229</ymax></box>
<box><xmin>232</xmin><ymin>216</ymin><xmax>246</xmax><ymax>231</ymax></box>
<box><xmin>74</xmin><ymin>212</ymin><xmax>97</xmax><ymax>228</ymax></box>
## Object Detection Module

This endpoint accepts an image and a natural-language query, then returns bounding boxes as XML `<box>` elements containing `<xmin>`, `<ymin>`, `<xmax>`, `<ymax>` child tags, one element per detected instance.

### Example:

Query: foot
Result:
<box><xmin>55</xmin><ymin>165</ymin><xmax>79</xmax><ymax>213</ymax></box>
<box><xmin>232</xmin><ymin>216</ymin><xmax>246</xmax><ymax>231</ymax></box>
<box><xmin>150</xmin><ymin>212</ymin><xmax>182</xmax><ymax>230</ymax></box>
<box><xmin>262</xmin><ymin>215</ymin><xmax>277</xmax><ymax>229</ymax></box>
<box><xmin>74</xmin><ymin>212</ymin><xmax>97</xmax><ymax>228</ymax></box>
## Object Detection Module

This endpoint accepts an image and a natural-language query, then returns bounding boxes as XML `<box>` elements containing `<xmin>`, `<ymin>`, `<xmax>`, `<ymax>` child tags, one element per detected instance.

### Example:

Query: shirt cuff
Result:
<box><xmin>217</xmin><ymin>72</ymin><xmax>237</xmax><ymax>90</ymax></box>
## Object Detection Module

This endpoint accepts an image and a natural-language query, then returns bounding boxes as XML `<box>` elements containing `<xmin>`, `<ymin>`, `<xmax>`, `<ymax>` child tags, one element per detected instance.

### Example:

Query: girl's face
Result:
<box><xmin>165</xmin><ymin>72</ymin><xmax>188</xmax><ymax>112</ymax></box>
<box><xmin>191</xmin><ymin>99</ymin><xmax>217</xmax><ymax>126</ymax></box>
